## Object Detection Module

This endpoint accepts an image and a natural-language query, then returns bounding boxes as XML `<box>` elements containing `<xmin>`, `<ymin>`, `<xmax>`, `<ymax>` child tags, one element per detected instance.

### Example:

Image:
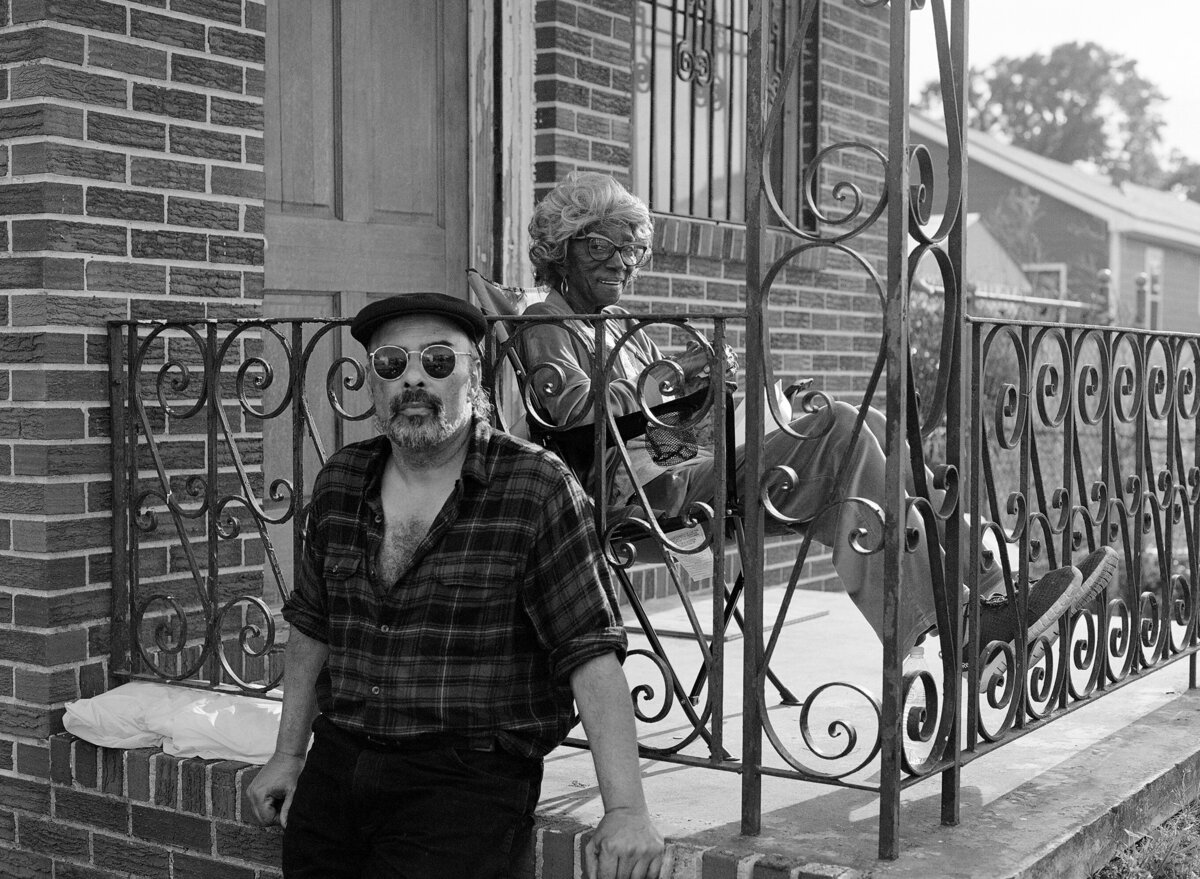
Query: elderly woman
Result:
<box><xmin>519</xmin><ymin>171</ymin><xmax>1115</xmax><ymax>664</ymax></box>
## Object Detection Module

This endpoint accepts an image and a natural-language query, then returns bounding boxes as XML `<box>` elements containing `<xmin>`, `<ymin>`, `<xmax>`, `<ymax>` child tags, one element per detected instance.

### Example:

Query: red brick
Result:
<box><xmin>132</xmin><ymin>803</ymin><xmax>211</xmax><ymax>851</ymax></box>
<box><xmin>0</xmin><ymin>846</ymin><xmax>51</xmax><ymax>879</ymax></box>
<box><xmin>15</xmin><ymin>743</ymin><xmax>49</xmax><ymax>779</ymax></box>
<box><xmin>12</xmin><ymin>0</ymin><xmax>128</xmax><ymax>34</ymax></box>
<box><xmin>0</xmin><ymin>627</ymin><xmax>88</xmax><ymax>665</ymax></box>
<box><xmin>11</xmin><ymin>219</ymin><xmax>127</xmax><ymax>256</ymax></box>
<box><xmin>170</xmin><ymin>126</ymin><xmax>242</xmax><ymax>161</ymax></box>
<box><xmin>0</xmin><ymin>27</ymin><xmax>86</xmax><ymax>64</ymax></box>
<box><xmin>93</xmin><ymin>832</ymin><xmax>171</xmax><ymax>876</ymax></box>
<box><xmin>208</xmin><ymin>28</ymin><xmax>265</xmax><ymax>63</ymax></box>
<box><xmin>214</xmin><ymin>819</ymin><xmax>283</xmax><ymax>867</ymax></box>
<box><xmin>153</xmin><ymin>751</ymin><xmax>179</xmax><ymax>808</ymax></box>
<box><xmin>14</xmin><ymin>586</ymin><xmax>110</xmax><ymax>627</ymax></box>
<box><xmin>11</xmin><ymin>368</ymin><xmax>108</xmax><ymax>402</ymax></box>
<box><xmin>125</xmin><ymin>748</ymin><xmax>155</xmax><ymax>802</ymax></box>
<box><xmin>168</xmin><ymin>197</ymin><xmax>240</xmax><ymax>231</ymax></box>
<box><xmin>172</xmin><ymin>55</ymin><xmax>243</xmax><ymax>93</ymax></box>
<box><xmin>86</xmin><ymin>187</ymin><xmax>165</xmax><ymax>223</ymax></box>
<box><xmin>133</xmin><ymin>83</ymin><xmax>207</xmax><ymax>122</ymax></box>
<box><xmin>174</xmin><ymin>852</ymin><xmax>257</xmax><ymax>879</ymax></box>
<box><xmin>87</xmin><ymin>112</ymin><xmax>167</xmax><ymax>150</ymax></box>
<box><xmin>210</xmin><ymin>96</ymin><xmax>262</xmax><ymax>129</ymax></box>
<box><xmin>211</xmin><ymin>167</ymin><xmax>264</xmax><ymax>199</ymax></box>
<box><xmin>86</xmin><ymin>261</ymin><xmax>167</xmax><ymax>296</ymax></box>
<box><xmin>131</xmin><ymin>155</ymin><xmax>207</xmax><ymax>191</ymax></box>
<box><xmin>174</xmin><ymin>0</ymin><xmax>242</xmax><ymax>24</ymax></box>
<box><xmin>209</xmin><ymin>236</ymin><xmax>263</xmax><ymax>266</ymax></box>
<box><xmin>0</xmin><ymin>773</ymin><xmax>50</xmax><ymax>814</ymax></box>
<box><xmin>10</xmin><ymin>142</ymin><xmax>126</xmax><ymax>182</ymax></box>
<box><xmin>0</xmin><ymin>182</ymin><xmax>84</xmax><ymax>216</ymax></box>
<box><xmin>0</xmin><ymin>555</ymin><xmax>86</xmax><ymax>591</ymax></box>
<box><xmin>131</xmin><ymin>9</ymin><xmax>205</xmax><ymax>49</ymax></box>
<box><xmin>180</xmin><ymin>757</ymin><xmax>207</xmax><ymax>815</ymax></box>
<box><xmin>15</xmin><ymin>666</ymin><xmax>79</xmax><ymax>704</ymax></box>
<box><xmin>0</xmin><ymin>258</ymin><xmax>85</xmax><ymax>291</ymax></box>
<box><xmin>9</xmin><ymin>63</ymin><xmax>127</xmax><ymax>108</ymax></box>
<box><xmin>49</xmin><ymin>733</ymin><xmax>73</xmax><ymax>784</ymax></box>
<box><xmin>0</xmin><ymin>104</ymin><xmax>84</xmax><ymax>139</ymax></box>
<box><xmin>16</xmin><ymin>813</ymin><xmax>90</xmax><ymax>860</ymax></box>
<box><xmin>88</xmin><ymin>37</ymin><xmax>169</xmax><ymax>79</ymax></box>
<box><xmin>131</xmin><ymin>229</ymin><xmax>207</xmax><ymax>261</ymax></box>
<box><xmin>13</xmin><ymin>294</ymin><xmax>127</xmax><ymax>326</ymax></box>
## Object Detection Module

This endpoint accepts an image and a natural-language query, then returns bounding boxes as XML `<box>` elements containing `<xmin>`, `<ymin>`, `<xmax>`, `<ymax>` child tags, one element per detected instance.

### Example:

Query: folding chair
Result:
<box><xmin>468</xmin><ymin>271</ymin><xmax>800</xmax><ymax>745</ymax></box>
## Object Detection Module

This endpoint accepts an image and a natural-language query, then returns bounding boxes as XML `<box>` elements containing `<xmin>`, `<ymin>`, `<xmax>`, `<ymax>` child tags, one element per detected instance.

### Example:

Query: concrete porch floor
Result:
<box><xmin>530</xmin><ymin>584</ymin><xmax>1200</xmax><ymax>878</ymax></box>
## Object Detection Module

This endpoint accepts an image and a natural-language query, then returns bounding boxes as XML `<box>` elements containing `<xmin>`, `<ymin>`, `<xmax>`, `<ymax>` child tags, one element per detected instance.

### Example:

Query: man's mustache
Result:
<box><xmin>389</xmin><ymin>390</ymin><xmax>442</xmax><ymax>417</ymax></box>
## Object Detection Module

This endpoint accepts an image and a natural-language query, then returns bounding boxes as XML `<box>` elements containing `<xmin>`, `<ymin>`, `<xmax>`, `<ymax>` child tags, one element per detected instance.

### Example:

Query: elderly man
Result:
<box><xmin>247</xmin><ymin>292</ymin><xmax>663</xmax><ymax>879</ymax></box>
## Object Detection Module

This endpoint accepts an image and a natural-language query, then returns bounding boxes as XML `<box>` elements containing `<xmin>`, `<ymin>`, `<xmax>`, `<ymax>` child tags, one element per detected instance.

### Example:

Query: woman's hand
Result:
<box><xmin>676</xmin><ymin>341</ymin><xmax>738</xmax><ymax>391</ymax></box>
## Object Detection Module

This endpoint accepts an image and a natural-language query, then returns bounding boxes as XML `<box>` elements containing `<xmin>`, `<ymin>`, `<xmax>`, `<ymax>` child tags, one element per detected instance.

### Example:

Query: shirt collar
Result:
<box><xmin>361</xmin><ymin>417</ymin><xmax>493</xmax><ymax>504</ymax></box>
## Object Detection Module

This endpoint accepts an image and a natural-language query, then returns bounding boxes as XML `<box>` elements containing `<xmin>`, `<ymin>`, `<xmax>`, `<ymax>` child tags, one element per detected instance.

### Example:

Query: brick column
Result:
<box><xmin>0</xmin><ymin>0</ymin><xmax>265</xmax><ymax>768</ymax></box>
<box><xmin>533</xmin><ymin>0</ymin><xmax>634</xmax><ymax>199</ymax></box>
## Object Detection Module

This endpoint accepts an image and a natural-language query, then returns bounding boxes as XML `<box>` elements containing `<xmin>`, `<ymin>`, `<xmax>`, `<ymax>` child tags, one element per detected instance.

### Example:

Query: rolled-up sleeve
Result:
<box><xmin>521</xmin><ymin>462</ymin><xmax>627</xmax><ymax>682</ymax></box>
<box><xmin>281</xmin><ymin>502</ymin><xmax>330</xmax><ymax>644</ymax></box>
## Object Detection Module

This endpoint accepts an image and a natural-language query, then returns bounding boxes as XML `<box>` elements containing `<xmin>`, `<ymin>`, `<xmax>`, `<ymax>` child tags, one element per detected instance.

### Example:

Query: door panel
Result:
<box><xmin>263</xmin><ymin>0</ymin><xmax>471</xmax><ymax>593</ymax></box>
<box><xmin>265</xmin><ymin>0</ymin><xmax>469</xmax><ymax>297</ymax></box>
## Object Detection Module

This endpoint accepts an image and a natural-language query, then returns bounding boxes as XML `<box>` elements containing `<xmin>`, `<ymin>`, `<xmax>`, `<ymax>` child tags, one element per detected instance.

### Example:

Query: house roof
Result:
<box><xmin>911</xmin><ymin>213</ymin><xmax>1034</xmax><ymax>297</ymax></box>
<box><xmin>910</xmin><ymin>113</ymin><xmax>1200</xmax><ymax>253</ymax></box>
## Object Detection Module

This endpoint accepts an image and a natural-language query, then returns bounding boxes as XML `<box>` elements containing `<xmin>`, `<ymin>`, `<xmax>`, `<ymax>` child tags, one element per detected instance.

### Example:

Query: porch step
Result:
<box><xmin>524</xmin><ymin>589</ymin><xmax>1200</xmax><ymax>879</ymax></box>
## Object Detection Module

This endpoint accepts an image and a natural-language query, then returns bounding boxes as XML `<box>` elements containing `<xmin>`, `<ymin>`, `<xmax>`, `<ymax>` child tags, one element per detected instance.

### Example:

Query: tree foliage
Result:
<box><xmin>918</xmin><ymin>41</ymin><xmax>1171</xmax><ymax>187</ymax></box>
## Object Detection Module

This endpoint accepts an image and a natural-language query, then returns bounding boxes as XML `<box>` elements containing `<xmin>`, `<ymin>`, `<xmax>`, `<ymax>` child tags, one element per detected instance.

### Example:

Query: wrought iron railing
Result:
<box><xmin>103</xmin><ymin>0</ymin><xmax>1200</xmax><ymax>862</ymax></box>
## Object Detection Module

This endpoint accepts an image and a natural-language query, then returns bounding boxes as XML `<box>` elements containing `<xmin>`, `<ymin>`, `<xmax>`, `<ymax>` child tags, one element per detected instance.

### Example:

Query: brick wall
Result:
<box><xmin>0</xmin><ymin>0</ymin><xmax>269</xmax><ymax>873</ymax></box>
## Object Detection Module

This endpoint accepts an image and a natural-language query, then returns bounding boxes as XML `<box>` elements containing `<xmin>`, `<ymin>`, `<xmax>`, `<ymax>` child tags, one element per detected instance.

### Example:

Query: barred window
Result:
<box><xmin>632</xmin><ymin>0</ymin><xmax>819</xmax><ymax>226</ymax></box>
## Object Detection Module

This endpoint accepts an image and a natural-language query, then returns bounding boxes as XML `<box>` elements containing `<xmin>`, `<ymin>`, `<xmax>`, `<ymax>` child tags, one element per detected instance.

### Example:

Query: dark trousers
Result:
<box><xmin>283</xmin><ymin>716</ymin><xmax>543</xmax><ymax>879</ymax></box>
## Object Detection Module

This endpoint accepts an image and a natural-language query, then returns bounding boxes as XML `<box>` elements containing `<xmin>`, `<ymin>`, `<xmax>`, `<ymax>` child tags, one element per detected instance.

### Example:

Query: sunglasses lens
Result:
<box><xmin>626</xmin><ymin>245</ymin><xmax>648</xmax><ymax>265</ymax></box>
<box><xmin>420</xmin><ymin>345</ymin><xmax>458</xmax><ymax>379</ymax></box>
<box><xmin>371</xmin><ymin>346</ymin><xmax>408</xmax><ymax>380</ymax></box>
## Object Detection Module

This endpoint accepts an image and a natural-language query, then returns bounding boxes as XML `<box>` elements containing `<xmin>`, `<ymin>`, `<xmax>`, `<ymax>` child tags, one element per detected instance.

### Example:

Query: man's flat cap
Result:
<box><xmin>350</xmin><ymin>292</ymin><xmax>488</xmax><ymax>348</ymax></box>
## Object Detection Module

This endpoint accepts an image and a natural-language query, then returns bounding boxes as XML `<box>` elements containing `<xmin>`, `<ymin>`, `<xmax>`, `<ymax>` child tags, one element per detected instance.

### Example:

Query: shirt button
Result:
<box><xmin>370</xmin><ymin>686</ymin><xmax>380</xmax><ymax>695</ymax></box>
<box><xmin>331</xmin><ymin>563</ymin><xmax>340</xmax><ymax>573</ymax></box>
<box><xmin>380</xmin><ymin>624</ymin><xmax>390</xmax><ymax>633</ymax></box>
<box><xmin>374</xmin><ymin>513</ymin><xmax>383</xmax><ymax>523</ymax></box>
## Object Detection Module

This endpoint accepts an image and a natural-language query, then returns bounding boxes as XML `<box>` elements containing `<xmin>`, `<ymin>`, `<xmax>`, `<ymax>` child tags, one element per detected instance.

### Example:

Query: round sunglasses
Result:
<box><xmin>574</xmin><ymin>233</ymin><xmax>651</xmax><ymax>267</ymax></box>
<box><xmin>368</xmin><ymin>344</ymin><xmax>477</xmax><ymax>381</ymax></box>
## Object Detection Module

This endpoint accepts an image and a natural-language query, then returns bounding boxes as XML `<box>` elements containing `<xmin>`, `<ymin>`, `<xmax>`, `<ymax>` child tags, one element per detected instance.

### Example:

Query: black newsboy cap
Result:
<box><xmin>349</xmin><ymin>292</ymin><xmax>488</xmax><ymax>348</ymax></box>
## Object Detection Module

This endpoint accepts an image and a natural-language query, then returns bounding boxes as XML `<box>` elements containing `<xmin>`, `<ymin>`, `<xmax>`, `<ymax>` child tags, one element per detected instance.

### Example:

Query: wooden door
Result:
<box><xmin>262</xmin><ymin>0</ymin><xmax>470</xmax><ymax>592</ymax></box>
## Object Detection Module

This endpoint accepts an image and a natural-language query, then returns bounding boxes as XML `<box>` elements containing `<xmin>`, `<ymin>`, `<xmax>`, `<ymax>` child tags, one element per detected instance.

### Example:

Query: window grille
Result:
<box><xmin>632</xmin><ymin>0</ymin><xmax>819</xmax><ymax>226</ymax></box>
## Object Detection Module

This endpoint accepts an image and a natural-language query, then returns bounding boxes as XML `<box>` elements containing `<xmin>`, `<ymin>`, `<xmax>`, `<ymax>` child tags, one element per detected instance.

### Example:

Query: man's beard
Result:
<box><xmin>376</xmin><ymin>389</ymin><xmax>469</xmax><ymax>449</ymax></box>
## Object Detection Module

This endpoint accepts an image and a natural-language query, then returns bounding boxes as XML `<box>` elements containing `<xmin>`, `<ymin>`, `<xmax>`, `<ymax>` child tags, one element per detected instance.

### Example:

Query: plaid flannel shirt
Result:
<box><xmin>282</xmin><ymin>418</ymin><xmax>627</xmax><ymax>758</ymax></box>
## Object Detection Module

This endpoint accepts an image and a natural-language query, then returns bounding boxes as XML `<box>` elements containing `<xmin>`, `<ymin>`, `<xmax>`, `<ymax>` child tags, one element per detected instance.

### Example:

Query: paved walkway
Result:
<box><xmin>533</xmin><ymin>585</ymin><xmax>1200</xmax><ymax>878</ymax></box>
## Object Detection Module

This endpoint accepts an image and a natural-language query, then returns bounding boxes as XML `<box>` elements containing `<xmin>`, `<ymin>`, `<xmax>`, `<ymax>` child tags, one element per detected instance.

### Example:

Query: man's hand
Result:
<box><xmin>585</xmin><ymin>805</ymin><xmax>664</xmax><ymax>879</ymax></box>
<box><xmin>246</xmin><ymin>752</ymin><xmax>306</xmax><ymax>828</ymax></box>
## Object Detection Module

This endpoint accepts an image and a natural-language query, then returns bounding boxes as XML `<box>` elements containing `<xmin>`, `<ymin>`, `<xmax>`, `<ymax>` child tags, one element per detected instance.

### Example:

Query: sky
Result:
<box><xmin>907</xmin><ymin>1</ymin><xmax>1200</xmax><ymax>160</ymax></box>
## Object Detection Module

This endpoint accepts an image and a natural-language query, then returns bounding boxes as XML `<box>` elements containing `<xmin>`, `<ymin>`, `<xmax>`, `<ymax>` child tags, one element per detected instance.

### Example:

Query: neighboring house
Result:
<box><xmin>0</xmin><ymin>0</ymin><xmax>893</xmax><ymax>873</ymax></box>
<box><xmin>912</xmin><ymin>112</ymin><xmax>1200</xmax><ymax>332</ymax></box>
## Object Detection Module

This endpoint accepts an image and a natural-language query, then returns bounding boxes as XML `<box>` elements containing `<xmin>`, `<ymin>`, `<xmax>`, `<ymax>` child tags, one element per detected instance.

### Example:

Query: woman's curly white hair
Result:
<box><xmin>528</xmin><ymin>171</ymin><xmax>654</xmax><ymax>289</ymax></box>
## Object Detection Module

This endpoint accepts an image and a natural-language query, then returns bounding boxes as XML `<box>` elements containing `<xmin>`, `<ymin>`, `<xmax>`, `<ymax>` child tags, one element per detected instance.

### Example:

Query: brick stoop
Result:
<box><xmin>0</xmin><ymin>732</ymin><xmax>282</xmax><ymax>878</ymax></box>
<box><xmin>523</xmin><ymin>814</ymin><xmax>863</xmax><ymax>879</ymax></box>
<box><xmin>13</xmin><ymin>731</ymin><xmax>868</xmax><ymax>879</ymax></box>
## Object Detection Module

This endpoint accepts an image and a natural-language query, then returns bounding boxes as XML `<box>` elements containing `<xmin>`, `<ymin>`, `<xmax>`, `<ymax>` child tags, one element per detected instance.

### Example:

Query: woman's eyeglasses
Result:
<box><xmin>574</xmin><ymin>233</ymin><xmax>651</xmax><ymax>268</ymax></box>
<box><xmin>368</xmin><ymin>344</ymin><xmax>477</xmax><ymax>381</ymax></box>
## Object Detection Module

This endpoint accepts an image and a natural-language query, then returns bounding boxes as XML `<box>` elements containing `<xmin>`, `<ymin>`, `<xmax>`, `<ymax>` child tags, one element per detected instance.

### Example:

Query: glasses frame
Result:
<box><xmin>573</xmin><ymin>232</ymin><xmax>652</xmax><ymax>268</ymax></box>
<box><xmin>366</xmin><ymin>344</ymin><xmax>479</xmax><ymax>381</ymax></box>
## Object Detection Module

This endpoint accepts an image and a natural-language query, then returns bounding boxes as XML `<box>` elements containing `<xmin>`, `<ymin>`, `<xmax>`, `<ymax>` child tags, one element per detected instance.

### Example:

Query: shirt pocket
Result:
<box><xmin>321</xmin><ymin>551</ymin><xmax>366</xmax><ymax>603</ymax></box>
<box><xmin>424</xmin><ymin>561</ymin><xmax>519</xmax><ymax>649</ymax></box>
